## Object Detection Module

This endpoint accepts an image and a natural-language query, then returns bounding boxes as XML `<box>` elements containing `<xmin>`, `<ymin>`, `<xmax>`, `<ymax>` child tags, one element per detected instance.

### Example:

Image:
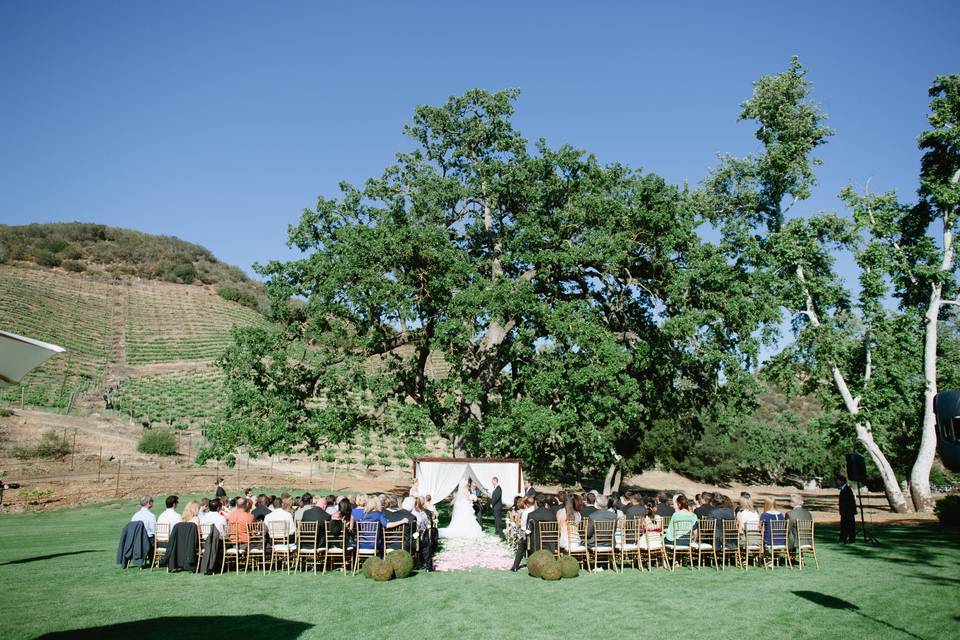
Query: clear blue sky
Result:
<box><xmin>2</xmin><ymin>1</ymin><xmax>958</xmax><ymax>283</ymax></box>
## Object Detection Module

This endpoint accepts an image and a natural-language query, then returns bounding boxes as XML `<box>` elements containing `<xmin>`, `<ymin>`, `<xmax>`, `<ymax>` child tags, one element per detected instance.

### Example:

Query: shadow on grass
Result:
<box><xmin>0</xmin><ymin>549</ymin><xmax>102</xmax><ymax>566</ymax></box>
<box><xmin>35</xmin><ymin>615</ymin><xmax>313</xmax><ymax>639</ymax></box>
<box><xmin>826</xmin><ymin>525</ymin><xmax>960</xmax><ymax>569</ymax></box>
<box><xmin>792</xmin><ymin>591</ymin><xmax>926</xmax><ymax>640</ymax></box>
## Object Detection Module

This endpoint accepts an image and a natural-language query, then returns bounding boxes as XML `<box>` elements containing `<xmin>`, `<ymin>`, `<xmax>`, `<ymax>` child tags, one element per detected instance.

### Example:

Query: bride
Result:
<box><xmin>438</xmin><ymin>475</ymin><xmax>484</xmax><ymax>539</ymax></box>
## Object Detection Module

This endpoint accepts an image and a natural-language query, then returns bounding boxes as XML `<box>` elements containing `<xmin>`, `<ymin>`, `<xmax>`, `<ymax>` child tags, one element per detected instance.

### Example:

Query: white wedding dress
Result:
<box><xmin>438</xmin><ymin>477</ymin><xmax>483</xmax><ymax>539</ymax></box>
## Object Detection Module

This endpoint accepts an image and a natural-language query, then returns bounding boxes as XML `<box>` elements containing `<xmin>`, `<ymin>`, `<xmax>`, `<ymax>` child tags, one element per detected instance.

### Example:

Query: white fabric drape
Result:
<box><xmin>414</xmin><ymin>460</ymin><xmax>523</xmax><ymax>505</ymax></box>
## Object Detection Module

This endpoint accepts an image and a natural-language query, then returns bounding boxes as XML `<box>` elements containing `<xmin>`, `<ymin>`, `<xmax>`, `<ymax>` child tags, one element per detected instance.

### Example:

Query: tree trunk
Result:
<box><xmin>602</xmin><ymin>461</ymin><xmax>621</xmax><ymax>495</ymax></box>
<box><xmin>855</xmin><ymin>421</ymin><xmax>911</xmax><ymax>513</ymax></box>
<box><xmin>911</xmin><ymin>282</ymin><xmax>942</xmax><ymax>512</ymax></box>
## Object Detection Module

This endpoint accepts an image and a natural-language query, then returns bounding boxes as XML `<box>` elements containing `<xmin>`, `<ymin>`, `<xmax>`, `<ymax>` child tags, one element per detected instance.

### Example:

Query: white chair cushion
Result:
<box><xmin>272</xmin><ymin>544</ymin><xmax>296</xmax><ymax>552</ymax></box>
<box><xmin>592</xmin><ymin>545</ymin><xmax>613</xmax><ymax>551</ymax></box>
<box><xmin>617</xmin><ymin>543</ymin><xmax>639</xmax><ymax>550</ymax></box>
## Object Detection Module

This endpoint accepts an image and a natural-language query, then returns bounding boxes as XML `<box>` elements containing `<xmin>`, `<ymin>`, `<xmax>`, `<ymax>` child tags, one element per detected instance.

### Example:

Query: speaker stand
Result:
<box><xmin>856</xmin><ymin>482</ymin><xmax>879</xmax><ymax>545</ymax></box>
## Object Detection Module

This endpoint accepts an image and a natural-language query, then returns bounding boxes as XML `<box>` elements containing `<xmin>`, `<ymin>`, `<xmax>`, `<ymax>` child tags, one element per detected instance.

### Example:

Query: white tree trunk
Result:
<box><xmin>910</xmin><ymin>169</ymin><xmax>957</xmax><ymax>512</ymax></box>
<box><xmin>602</xmin><ymin>461</ymin><xmax>621</xmax><ymax>495</ymax></box>
<box><xmin>797</xmin><ymin>266</ymin><xmax>911</xmax><ymax>513</ymax></box>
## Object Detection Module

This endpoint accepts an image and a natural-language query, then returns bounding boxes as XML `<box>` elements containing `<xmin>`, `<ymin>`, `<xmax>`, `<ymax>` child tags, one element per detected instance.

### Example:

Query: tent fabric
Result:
<box><xmin>0</xmin><ymin>330</ymin><xmax>65</xmax><ymax>386</ymax></box>
<box><xmin>414</xmin><ymin>459</ymin><xmax>523</xmax><ymax>506</ymax></box>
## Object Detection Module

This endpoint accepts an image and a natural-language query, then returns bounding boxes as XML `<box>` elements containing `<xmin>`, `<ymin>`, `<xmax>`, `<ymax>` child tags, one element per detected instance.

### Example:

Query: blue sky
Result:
<box><xmin>2</xmin><ymin>1</ymin><xmax>958</xmax><ymax>287</ymax></box>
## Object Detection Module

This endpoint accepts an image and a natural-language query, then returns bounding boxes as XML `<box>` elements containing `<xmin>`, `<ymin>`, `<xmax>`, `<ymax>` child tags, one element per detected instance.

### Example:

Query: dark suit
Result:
<box><xmin>525</xmin><ymin>486</ymin><xmax>536</xmax><ymax>498</ymax></box>
<box><xmin>382</xmin><ymin>509</ymin><xmax>413</xmax><ymax>551</ymax></box>
<box><xmin>785</xmin><ymin>506</ymin><xmax>812</xmax><ymax>550</ymax></box>
<box><xmin>251</xmin><ymin>506</ymin><xmax>270</xmax><ymax>522</ymax></box>
<box><xmin>622</xmin><ymin>504</ymin><xmax>646</xmax><ymax>543</ymax></box>
<box><xmin>511</xmin><ymin>506</ymin><xmax>556</xmax><ymax>571</ymax></box>
<box><xmin>301</xmin><ymin>507</ymin><xmax>331</xmax><ymax>548</ymax></box>
<box><xmin>587</xmin><ymin>508</ymin><xmax>617</xmax><ymax>547</ymax></box>
<box><xmin>655</xmin><ymin>502</ymin><xmax>675</xmax><ymax>517</ymax></box>
<box><xmin>580</xmin><ymin>505</ymin><xmax>597</xmax><ymax>518</ymax></box>
<box><xmin>838</xmin><ymin>484</ymin><xmax>856</xmax><ymax>543</ymax></box>
<box><xmin>693</xmin><ymin>504</ymin><xmax>713</xmax><ymax>518</ymax></box>
<box><xmin>709</xmin><ymin>506</ymin><xmax>736</xmax><ymax>547</ymax></box>
<box><xmin>491</xmin><ymin>485</ymin><xmax>503</xmax><ymax>537</ymax></box>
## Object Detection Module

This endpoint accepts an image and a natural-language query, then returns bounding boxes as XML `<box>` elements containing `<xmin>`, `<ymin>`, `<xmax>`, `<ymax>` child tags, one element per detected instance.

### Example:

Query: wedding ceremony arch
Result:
<box><xmin>412</xmin><ymin>458</ymin><xmax>524</xmax><ymax>505</ymax></box>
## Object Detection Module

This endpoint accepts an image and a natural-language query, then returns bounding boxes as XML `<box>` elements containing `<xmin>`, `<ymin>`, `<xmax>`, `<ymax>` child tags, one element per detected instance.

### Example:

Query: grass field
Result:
<box><xmin>0</xmin><ymin>499</ymin><xmax>957</xmax><ymax>640</ymax></box>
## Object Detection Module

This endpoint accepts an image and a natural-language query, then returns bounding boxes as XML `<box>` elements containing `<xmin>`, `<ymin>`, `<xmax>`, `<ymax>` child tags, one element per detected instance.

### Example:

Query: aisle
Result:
<box><xmin>432</xmin><ymin>532</ymin><xmax>515</xmax><ymax>571</ymax></box>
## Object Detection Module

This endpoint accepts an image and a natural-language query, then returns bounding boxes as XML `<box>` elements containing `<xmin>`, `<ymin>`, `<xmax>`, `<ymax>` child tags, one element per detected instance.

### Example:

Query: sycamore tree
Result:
<box><xmin>701</xmin><ymin>57</ymin><xmax>920</xmax><ymax>512</ymax></box>
<box><xmin>840</xmin><ymin>76</ymin><xmax>960</xmax><ymax>511</ymax></box>
<box><xmin>203</xmin><ymin>89</ymin><xmax>774</xmax><ymax>489</ymax></box>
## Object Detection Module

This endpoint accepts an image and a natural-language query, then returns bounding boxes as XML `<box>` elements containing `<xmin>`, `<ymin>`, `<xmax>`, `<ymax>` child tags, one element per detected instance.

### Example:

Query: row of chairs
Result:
<box><xmin>152</xmin><ymin>520</ymin><xmax>414</xmax><ymax>575</ymax></box>
<box><xmin>532</xmin><ymin>517</ymin><xmax>819</xmax><ymax>572</ymax></box>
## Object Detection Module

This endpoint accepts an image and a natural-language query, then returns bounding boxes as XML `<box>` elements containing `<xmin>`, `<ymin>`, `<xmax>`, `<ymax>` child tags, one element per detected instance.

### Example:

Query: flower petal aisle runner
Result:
<box><xmin>433</xmin><ymin>532</ymin><xmax>514</xmax><ymax>571</ymax></box>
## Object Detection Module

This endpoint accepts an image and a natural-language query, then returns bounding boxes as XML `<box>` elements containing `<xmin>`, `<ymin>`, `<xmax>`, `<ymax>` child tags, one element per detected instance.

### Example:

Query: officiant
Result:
<box><xmin>469</xmin><ymin>481</ymin><xmax>482</xmax><ymax>521</ymax></box>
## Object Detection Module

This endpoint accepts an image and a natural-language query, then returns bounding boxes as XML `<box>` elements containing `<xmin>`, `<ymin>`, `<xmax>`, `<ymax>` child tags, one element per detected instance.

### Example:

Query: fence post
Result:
<box><xmin>330</xmin><ymin>460</ymin><xmax>338</xmax><ymax>493</ymax></box>
<box><xmin>114</xmin><ymin>460</ymin><xmax>121</xmax><ymax>498</ymax></box>
<box><xmin>97</xmin><ymin>446</ymin><xmax>103</xmax><ymax>482</ymax></box>
<box><xmin>71</xmin><ymin>429</ymin><xmax>77</xmax><ymax>470</ymax></box>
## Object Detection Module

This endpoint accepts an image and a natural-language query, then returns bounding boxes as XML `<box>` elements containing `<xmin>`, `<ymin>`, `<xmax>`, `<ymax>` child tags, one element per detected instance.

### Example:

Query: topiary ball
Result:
<box><xmin>540</xmin><ymin>558</ymin><xmax>562</xmax><ymax>581</ymax></box>
<box><xmin>527</xmin><ymin>550</ymin><xmax>554</xmax><ymax>578</ymax></box>
<box><xmin>385</xmin><ymin>549</ymin><xmax>415</xmax><ymax>579</ymax></box>
<box><xmin>370</xmin><ymin>559</ymin><xmax>395</xmax><ymax>581</ymax></box>
<box><xmin>362</xmin><ymin>556</ymin><xmax>383</xmax><ymax>579</ymax></box>
<box><xmin>558</xmin><ymin>555</ymin><xmax>580</xmax><ymax>578</ymax></box>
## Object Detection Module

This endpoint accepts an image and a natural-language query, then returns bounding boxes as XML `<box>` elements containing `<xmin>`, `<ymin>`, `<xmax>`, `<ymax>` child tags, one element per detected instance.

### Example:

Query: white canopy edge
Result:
<box><xmin>0</xmin><ymin>329</ymin><xmax>67</xmax><ymax>386</ymax></box>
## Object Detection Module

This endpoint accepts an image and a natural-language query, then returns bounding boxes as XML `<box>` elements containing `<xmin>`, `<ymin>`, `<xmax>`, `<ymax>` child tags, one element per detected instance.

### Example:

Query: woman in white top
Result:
<box><xmin>557</xmin><ymin>495</ymin><xmax>583</xmax><ymax>550</ymax></box>
<box><xmin>736</xmin><ymin>497</ymin><xmax>760</xmax><ymax>534</ymax></box>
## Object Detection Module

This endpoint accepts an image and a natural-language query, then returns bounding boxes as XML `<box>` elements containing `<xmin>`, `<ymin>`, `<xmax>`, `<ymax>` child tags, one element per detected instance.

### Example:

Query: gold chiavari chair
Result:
<box><xmin>222</xmin><ymin>521</ymin><xmax>246</xmax><ymax>573</ymax></box>
<box><xmin>296</xmin><ymin>521</ymin><xmax>321</xmax><ymax>573</ymax></box>
<box><xmin>151</xmin><ymin>523</ymin><xmax>171</xmax><ymax>569</ymax></box>
<box><xmin>696</xmin><ymin>518</ymin><xmax>718</xmax><ymax>571</ymax></box>
<box><xmin>719</xmin><ymin>519</ymin><xmax>741</xmax><ymax>570</ymax></box>
<box><xmin>324</xmin><ymin>521</ymin><xmax>352</xmax><ymax>574</ymax></box>
<box><xmin>195</xmin><ymin>523</ymin><xmax>212</xmax><ymax>573</ymax></box>
<box><xmin>764</xmin><ymin>519</ymin><xmax>792</xmax><ymax>570</ymax></box>
<box><xmin>382</xmin><ymin>523</ymin><xmax>409</xmax><ymax>554</ymax></box>
<box><xmin>589</xmin><ymin>520</ymin><xmax>618</xmax><ymax>572</ymax></box>
<box><xmin>266</xmin><ymin>521</ymin><xmax>295</xmax><ymax>573</ymax></box>
<box><xmin>740</xmin><ymin>522</ymin><xmax>763</xmax><ymax>570</ymax></box>
<box><xmin>616</xmin><ymin>518</ymin><xmax>642</xmax><ymax>571</ymax></box>
<box><xmin>245</xmin><ymin>522</ymin><xmax>266</xmax><ymax>573</ymax></box>
<box><xmin>794</xmin><ymin>519</ymin><xmax>819</xmax><ymax>569</ymax></box>
<box><xmin>665</xmin><ymin>518</ymin><xmax>696</xmax><ymax>570</ymax></box>
<box><xmin>536</xmin><ymin>521</ymin><xmax>561</xmax><ymax>557</ymax></box>
<box><xmin>353</xmin><ymin>521</ymin><xmax>380</xmax><ymax>575</ymax></box>
<box><xmin>563</xmin><ymin>518</ymin><xmax>589</xmax><ymax>568</ymax></box>
<box><xmin>640</xmin><ymin>521</ymin><xmax>668</xmax><ymax>571</ymax></box>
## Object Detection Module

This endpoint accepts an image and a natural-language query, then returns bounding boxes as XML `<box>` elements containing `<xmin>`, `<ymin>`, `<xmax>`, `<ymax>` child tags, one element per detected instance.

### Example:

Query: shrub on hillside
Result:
<box><xmin>62</xmin><ymin>259</ymin><xmax>85</xmax><ymax>272</ymax></box>
<box><xmin>138</xmin><ymin>428</ymin><xmax>178</xmax><ymax>456</ymax></box>
<box><xmin>934</xmin><ymin>495</ymin><xmax>960</xmax><ymax>527</ymax></box>
<box><xmin>216</xmin><ymin>284</ymin><xmax>259</xmax><ymax>310</ymax></box>
<box><xmin>34</xmin><ymin>249</ymin><xmax>61</xmax><ymax>268</ymax></box>
<box><xmin>61</xmin><ymin>245</ymin><xmax>83</xmax><ymax>260</ymax></box>
<box><xmin>35</xmin><ymin>238</ymin><xmax>69</xmax><ymax>254</ymax></box>
<box><xmin>10</xmin><ymin>430</ymin><xmax>71</xmax><ymax>459</ymax></box>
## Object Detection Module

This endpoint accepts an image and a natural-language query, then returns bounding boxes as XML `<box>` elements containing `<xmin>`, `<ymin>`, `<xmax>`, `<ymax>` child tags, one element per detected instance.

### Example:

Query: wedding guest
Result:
<box><xmin>586</xmin><ymin>495</ymin><xmax>617</xmax><ymax>547</ymax></box>
<box><xmin>180</xmin><ymin>500</ymin><xmax>201</xmax><ymax>525</ymax></box>
<box><xmin>301</xmin><ymin>495</ymin><xmax>331</xmax><ymax>547</ymax></box>
<box><xmin>736</xmin><ymin>496</ymin><xmax>760</xmax><ymax>536</ymax></box>
<box><xmin>519</xmin><ymin>496</ymin><xmax>535</xmax><ymax>530</ymax></box>
<box><xmin>785</xmin><ymin>493</ymin><xmax>812</xmax><ymax>550</ymax></box>
<box><xmin>352</xmin><ymin>495</ymin><xmax>367</xmax><ymax>522</ymax></box>
<box><xmin>327</xmin><ymin>497</ymin><xmax>354</xmax><ymax>549</ymax></box>
<box><xmin>736</xmin><ymin>491</ymin><xmax>752</xmax><ymax>514</ymax></box>
<box><xmin>655</xmin><ymin>492</ymin><xmax>674</xmax><ymax>517</ymax></box>
<box><xmin>759</xmin><ymin>497</ymin><xmax>785</xmax><ymax>546</ymax></box>
<box><xmin>156</xmin><ymin>495</ymin><xmax>180</xmax><ymax>535</ymax></box>
<box><xmin>664</xmin><ymin>494</ymin><xmax>697</xmax><ymax>547</ymax></box>
<box><xmin>295</xmin><ymin>493</ymin><xmax>314</xmax><ymax>521</ymax></box>
<box><xmin>694</xmin><ymin>492</ymin><xmax>714</xmax><ymax>518</ymax></box>
<box><xmin>553</xmin><ymin>491</ymin><xmax>568</xmax><ymax>514</ymax></box>
<box><xmin>130</xmin><ymin>495</ymin><xmax>157</xmax><ymax>540</ymax></box>
<box><xmin>201</xmin><ymin>498</ymin><xmax>227</xmax><ymax>538</ymax></box>
<box><xmin>198</xmin><ymin>498</ymin><xmax>210</xmax><ymax>518</ymax></box>
<box><xmin>357</xmin><ymin>497</ymin><xmax>385</xmax><ymax>552</ymax></box>
<box><xmin>623</xmin><ymin>493</ymin><xmax>647</xmax><ymax>522</ymax></box>
<box><xmin>325</xmin><ymin>495</ymin><xmax>338</xmax><ymax>516</ymax></box>
<box><xmin>215</xmin><ymin>478</ymin><xmax>227</xmax><ymax>498</ymax></box>
<box><xmin>244</xmin><ymin>488</ymin><xmax>255</xmax><ymax>503</ymax></box>
<box><xmin>524</xmin><ymin>479</ymin><xmax>536</xmax><ymax>498</ymax></box>
<box><xmin>709</xmin><ymin>494</ymin><xmax>736</xmax><ymax>547</ymax></box>
<box><xmin>252</xmin><ymin>495</ymin><xmax>270</xmax><ymax>521</ymax></box>
<box><xmin>226</xmin><ymin>497</ymin><xmax>254</xmax><ymax>543</ymax></box>
<box><xmin>527</xmin><ymin>495</ymin><xmax>558</xmax><ymax>552</ymax></box>
<box><xmin>558</xmin><ymin>494</ymin><xmax>583</xmax><ymax>550</ymax></box>
<box><xmin>264</xmin><ymin>497</ymin><xmax>295</xmax><ymax>542</ymax></box>
<box><xmin>580</xmin><ymin>492</ymin><xmax>598</xmax><ymax>517</ymax></box>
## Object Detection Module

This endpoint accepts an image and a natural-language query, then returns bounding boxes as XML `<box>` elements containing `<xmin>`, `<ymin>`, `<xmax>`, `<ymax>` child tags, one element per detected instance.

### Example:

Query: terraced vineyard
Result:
<box><xmin>0</xmin><ymin>266</ymin><xmax>112</xmax><ymax>407</ymax></box>
<box><xmin>109</xmin><ymin>365</ymin><xmax>225</xmax><ymax>428</ymax></box>
<box><xmin>125</xmin><ymin>280</ymin><xmax>270</xmax><ymax>364</ymax></box>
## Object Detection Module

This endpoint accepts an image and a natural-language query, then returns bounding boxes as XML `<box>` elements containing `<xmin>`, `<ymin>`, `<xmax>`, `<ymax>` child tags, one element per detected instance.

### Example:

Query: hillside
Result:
<box><xmin>0</xmin><ymin>222</ymin><xmax>266</xmax><ymax>311</ymax></box>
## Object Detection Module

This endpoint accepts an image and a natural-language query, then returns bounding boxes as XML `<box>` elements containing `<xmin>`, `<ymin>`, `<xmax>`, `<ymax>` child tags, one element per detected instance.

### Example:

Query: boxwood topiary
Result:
<box><xmin>558</xmin><ymin>555</ymin><xmax>580</xmax><ymax>578</ymax></box>
<box><xmin>527</xmin><ymin>550</ymin><xmax>554</xmax><ymax>578</ymax></box>
<box><xmin>385</xmin><ymin>549</ymin><xmax>414</xmax><ymax>578</ymax></box>
<box><xmin>370</xmin><ymin>559</ymin><xmax>395</xmax><ymax>581</ymax></box>
<box><xmin>935</xmin><ymin>494</ymin><xmax>960</xmax><ymax>527</ymax></box>
<box><xmin>540</xmin><ymin>558</ymin><xmax>562</xmax><ymax>581</ymax></box>
<box><xmin>362</xmin><ymin>556</ymin><xmax>383</xmax><ymax>578</ymax></box>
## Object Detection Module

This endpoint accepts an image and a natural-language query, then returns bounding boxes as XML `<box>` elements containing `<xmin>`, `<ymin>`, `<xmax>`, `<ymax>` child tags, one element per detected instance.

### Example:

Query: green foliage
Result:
<box><xmin>164</xmin><ymin>261</ymin><xmax>197</xmax><ymax>284</ymax></box>
<box><xmin>558</xmin><ymin>555</ymin><xmax>580</xmax><ymax>578</ymax></box>
<box><xmin>16</xmin><ymin>487</ymin><xmax>54</xmax><ymax>504</ymax></box>
<box><xmin>361</xmin><ymin>556</ymin><xmax>382</xmax><ymax>578</ymax></box>
<box><xmin>34</xmin><ymin>249</ymin><xmax>61</xmax><ymax>267</ymax></box>
<box><xmin>526</xmin><ymin>550</ymin><xmax>554</xmax><ymax>578</ymax></box>
<box><xmin>384</xmin><ymin>549</ymin><xmax>414</xmax><ymax>578</ymax></box>
<box><xmin>216</xmin><ymin>284</ymin><xmax>259</xmax><ymax>310</ymax></box>
<box><xmin>10</xmin><ymin>430</ymin><xmax>71</xmax><ymax>459</ymax></box>
<box><xmin>62</xmin><ymin>259</ymin><xmax>85</xmax><ymax>272</ymax></box>
<box><xmin>540</xmin><ymin>557</ymin><xmax>562</xmax><ymax>580</ymax></box>
<box><xmin>137</xmin><ymin>428</ymin><xmax>178</xmax><ymax>456</ymax></box>
<box><xmin>934</xmin><ymin>495</ymin><xmax>960</xmax><ymax>526</ymax></box>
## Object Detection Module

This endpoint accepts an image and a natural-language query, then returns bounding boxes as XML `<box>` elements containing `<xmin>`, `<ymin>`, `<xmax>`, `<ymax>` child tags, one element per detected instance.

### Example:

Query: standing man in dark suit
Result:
<box><xmin>524</xmin><ymin>479</ymin><xmax>536</xmax><ymax>498</ymax></box>
<box><xmin>490</xmin><ymin>477</ymin><xmax>504</xmax><ymax>538</ymax></box>
<box><xmin>837</xmin><ymin>475</ymin><xmax>857</xmax><ymax>544</ymax></box>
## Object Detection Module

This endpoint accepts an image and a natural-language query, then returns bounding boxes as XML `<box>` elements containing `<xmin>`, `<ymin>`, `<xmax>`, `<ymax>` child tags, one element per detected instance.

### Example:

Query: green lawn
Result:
<box><xmin>0</xmin><ymin>500</ymin><xmax>958</xmax><ymax>640</ymax></box>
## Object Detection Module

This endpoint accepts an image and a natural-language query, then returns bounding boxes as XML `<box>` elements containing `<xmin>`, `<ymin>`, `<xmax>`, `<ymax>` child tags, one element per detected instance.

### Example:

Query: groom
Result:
<box><xmin>490</xmin><ymin>477</ymin><xmax>503</xmax><ymax>538</ymax></box>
